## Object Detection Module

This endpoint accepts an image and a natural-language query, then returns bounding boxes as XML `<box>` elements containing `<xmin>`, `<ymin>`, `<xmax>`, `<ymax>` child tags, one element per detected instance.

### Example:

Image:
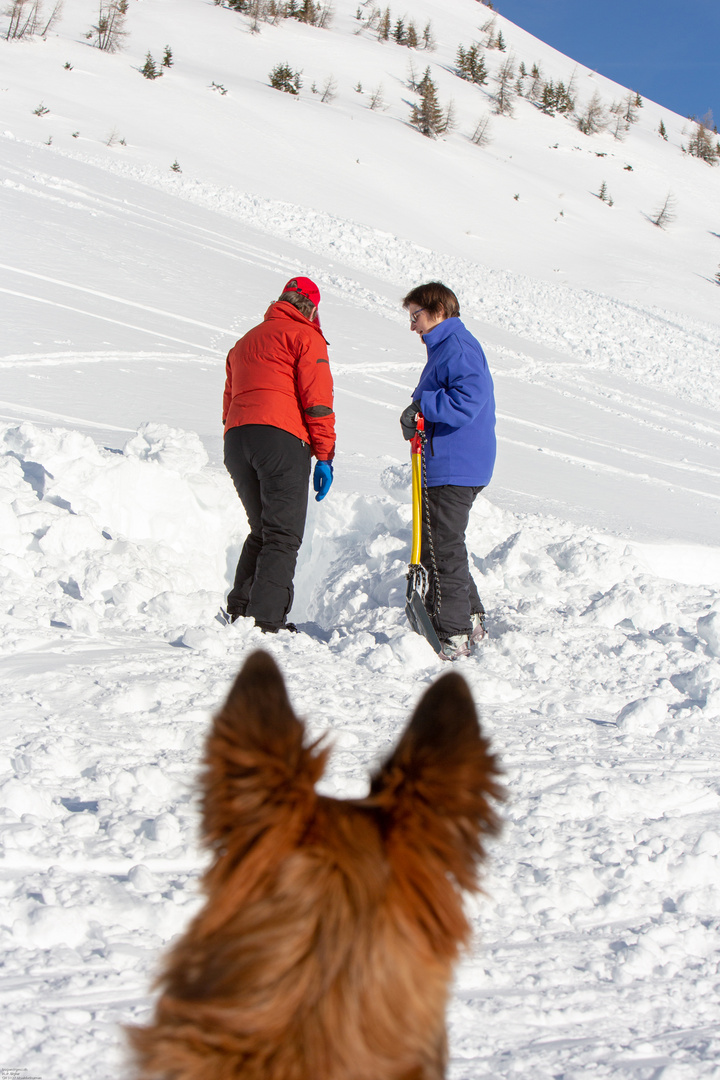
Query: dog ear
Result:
<box><xmin>201</xmin><ymin>650</ymin><xmax>328</xmax><ymax>856</ymax></box>
<box><xmin>369</xmin><ymin>671</ymin><xmax>503</xmax><ymax>891</ymax></box>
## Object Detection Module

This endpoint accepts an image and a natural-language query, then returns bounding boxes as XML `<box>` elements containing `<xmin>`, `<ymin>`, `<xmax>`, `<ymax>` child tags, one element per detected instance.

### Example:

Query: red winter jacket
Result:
<box><xmin>222</xmin><ymin>302</ymin><xmax>336</xmax><ymax>461</ymax></box>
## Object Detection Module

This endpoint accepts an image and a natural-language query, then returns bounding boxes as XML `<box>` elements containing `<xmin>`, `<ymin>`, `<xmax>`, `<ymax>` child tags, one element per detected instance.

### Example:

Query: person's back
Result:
<box><xmin>222</xmin><ymin>278</ymin><xmax>335</xmax><ymax>633</ymax></box>
<box><xmin>224</xmin><ymin>300</ymin><xmax>335</xmax><ymax>461</ymax></box>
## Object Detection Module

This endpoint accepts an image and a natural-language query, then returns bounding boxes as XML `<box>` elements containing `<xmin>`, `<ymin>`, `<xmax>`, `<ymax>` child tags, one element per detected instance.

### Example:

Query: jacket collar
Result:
<box><xmin>422</xmin><ymin>316</ymin><xmax>461</xmax><ymax>345</ymax></box>
<box><xmin>264</xmin><ymin>301</ymin><xmax>324</xmax><ymax>336</ymax></box>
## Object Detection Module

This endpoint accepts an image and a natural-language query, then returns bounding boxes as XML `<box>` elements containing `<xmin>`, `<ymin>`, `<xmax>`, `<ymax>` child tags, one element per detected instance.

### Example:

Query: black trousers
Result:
<box><xmin>224</xmin><ymin>425</ymin><xmax>311</xmax><ymax>629</ymax></box>
<box><xmin>421</xmin><ymin>484</ymin><xmax>484</xmax><ymax>638</ymax></box>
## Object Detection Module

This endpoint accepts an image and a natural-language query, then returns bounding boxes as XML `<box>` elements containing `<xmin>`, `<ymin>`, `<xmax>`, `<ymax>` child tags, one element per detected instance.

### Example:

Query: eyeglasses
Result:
<box><xmin>409</xmin><ymin>308</ymin><xmax>426</xmax><ymax>323</ymax></box>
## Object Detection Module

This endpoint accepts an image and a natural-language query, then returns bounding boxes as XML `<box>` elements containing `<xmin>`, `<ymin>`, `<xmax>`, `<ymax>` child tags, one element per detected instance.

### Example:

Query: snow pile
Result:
<box><xmin>0</xmin><ymin>420</ymin><xmax>244</xmax><ymax>641</ymax></box>
<box><xmin>3</xmin><ymin>418</ymin><xmax>720</xmax><ymax>710</ymax></box>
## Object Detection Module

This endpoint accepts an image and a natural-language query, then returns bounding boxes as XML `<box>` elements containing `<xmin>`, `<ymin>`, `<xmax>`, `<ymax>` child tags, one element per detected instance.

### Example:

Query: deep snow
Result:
<box><xmin>1</xmin><ymin>0</ymin><xmax>720</xmax><ymax>1077</ymax></box>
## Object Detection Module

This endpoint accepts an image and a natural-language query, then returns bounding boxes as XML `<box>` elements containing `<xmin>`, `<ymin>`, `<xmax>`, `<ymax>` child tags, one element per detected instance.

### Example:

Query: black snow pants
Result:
<box><xmin>224</xmin><ymin>424</ymin><xmax>311</xmax><ymax>630</ymax></box>
<box><xmin>421</xmin><ymin>484</ymin><xmax>485</xmax><ymax>639</ymax></box>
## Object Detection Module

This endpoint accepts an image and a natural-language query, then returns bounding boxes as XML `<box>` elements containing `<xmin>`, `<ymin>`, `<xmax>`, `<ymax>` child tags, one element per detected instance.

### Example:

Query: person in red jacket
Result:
<box><xmin>222</xmin><ymin>276</ymin><xmax>335</xmax><ymax>633</ymax></box>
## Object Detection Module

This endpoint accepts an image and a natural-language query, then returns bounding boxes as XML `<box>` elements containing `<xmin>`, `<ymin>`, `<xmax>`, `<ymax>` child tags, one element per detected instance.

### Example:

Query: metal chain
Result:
<box><xmin>419</xmin><ymin>431</ymin><xmax>441</xmax><ymax>618</ymax></box>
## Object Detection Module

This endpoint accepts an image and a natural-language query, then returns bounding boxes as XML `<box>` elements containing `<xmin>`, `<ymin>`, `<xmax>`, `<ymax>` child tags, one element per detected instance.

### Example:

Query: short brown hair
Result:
<box><xmin>278</xmin><ymin>290</ymin><xmax>316</xmax><ymax>320</ymax></box>
<box><xmin>402</xmin><ymin>282</ymin><xmax>460</xmax><ymax>320</ymax></box>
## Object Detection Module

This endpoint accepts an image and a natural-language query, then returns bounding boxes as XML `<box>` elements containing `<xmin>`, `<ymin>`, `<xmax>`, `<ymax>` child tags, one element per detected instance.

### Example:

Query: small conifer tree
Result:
<box><xmin>421</xmin><ymin>20</ymin><xmax>434</xmax><ymax>49</ymax></box>
<box><xmin>684</xmin><ymin>116</ymin><xmax>718</xmax><ymax>164</ymax></box>
<box><xmin>141</xmin><ymin>51</ymin><xmax>160</xmax><ymax>79</ymax></box>
<box><xmin>456</xmin><ymin>43</ymin><xmax>487</xmax><ymax>86</ymax></box>
<box><xmin>540</xmin><ymin>82</ymin><xmax>555</xmax><ymax>115</ymax></box>
<box><xmin>527</xmin><ymin>62</ymin><xmax>543</xmax><ymax>102</ymax></box>
<box><xmin>622</xmin><ymin>90</ymin><xmax>639</xmax><ymax>124</ymax></box>
<box><xmin>540</xmin><ymin>79</ymin><xmax>573</xmax><ymax>115</ymax></box>
<box><xmin>162</xmin><ymin>45</ymin><xmax>173</xmax><ymax>67</ymax></box>
<box><xmin>269</xmin><ymin>61</ymin><xmax>302</xmax><ymax>94</ymax></box>
<box><xmin>297</xmin><ymin>0</ymin><xmax>316</xmax><ymax>25</ymax></box>
<box><xmin>493</xmin><ymin>55</ymin><xmax>515</xmax><ymax>116</ymax></box>
<box><xmin>555</xmin><ymin>81</ymin><xmax>574</xmax><ymax>113</ymax></box>
<box><xmin>410</xmin><ymin>69</ymin><xmax>445</xmax><ymax>137</ymax></box>
<box><xmin>658</xmin><ymin>118</ymin><xmax>668</xmax><ymax>140</ymax></box>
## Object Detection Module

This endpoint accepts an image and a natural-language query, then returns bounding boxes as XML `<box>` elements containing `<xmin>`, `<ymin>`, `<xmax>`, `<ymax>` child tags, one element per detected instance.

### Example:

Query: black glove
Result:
<box><xmin>400</xmin><ymin>400</ymin><xmax>421</xmax><ymax>441</ymax></box>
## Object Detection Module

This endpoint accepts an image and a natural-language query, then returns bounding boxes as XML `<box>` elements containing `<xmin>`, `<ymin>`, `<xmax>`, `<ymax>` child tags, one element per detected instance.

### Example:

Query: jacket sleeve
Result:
<box><xmin>222</xmin><ymin>349</ymin><xmax>233</xmax><ymax>427</ymax></box>
<box><xmin>418</xmin><ymin>335</ymin><xmax>490</xmax><ymax>430</ymax></box>
<box><xmin>296</xmin><ymin>335</ymin><xmax>336</xmax><ymax>461</ymax></box>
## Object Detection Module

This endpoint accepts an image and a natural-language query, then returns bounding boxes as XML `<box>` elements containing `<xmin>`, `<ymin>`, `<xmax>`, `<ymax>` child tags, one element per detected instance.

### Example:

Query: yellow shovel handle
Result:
<box><xmin>410</xmin><ymin>445</ymin><xmax>423</xmax><ymax>565</ymax></box>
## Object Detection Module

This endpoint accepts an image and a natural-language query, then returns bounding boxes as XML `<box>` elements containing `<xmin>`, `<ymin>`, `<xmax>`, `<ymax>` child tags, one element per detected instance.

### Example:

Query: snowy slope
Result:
<box><xmin>1</xmin><ymin>1</ymin><xmax>720</xmax><ymax>1077</ymax></box>
<box><xmin>3</xmin><ymin>0</ymin><xmax>720</xmax><ymax>323</ymax></box>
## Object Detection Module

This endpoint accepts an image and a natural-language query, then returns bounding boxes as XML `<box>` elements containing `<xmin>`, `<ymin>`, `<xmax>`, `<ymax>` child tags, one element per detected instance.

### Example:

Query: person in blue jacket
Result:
<box><xmin>400</xmin><ymin>281</ymin><xmax>496</xmax><ymax>660</ymax></box>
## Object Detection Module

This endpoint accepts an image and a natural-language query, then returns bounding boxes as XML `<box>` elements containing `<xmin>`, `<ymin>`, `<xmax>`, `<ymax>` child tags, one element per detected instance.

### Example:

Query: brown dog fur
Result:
<box><xmin>128</xmin><ymin>650</ymin><xmax>502</xmax><ymax>1080</ymax></box>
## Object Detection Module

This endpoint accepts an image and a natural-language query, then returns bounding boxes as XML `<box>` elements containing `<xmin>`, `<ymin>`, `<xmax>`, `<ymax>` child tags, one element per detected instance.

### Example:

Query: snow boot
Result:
<box><xmin>255</xmin><ymin>620</ymin><xmax>299</xmax><ymax>635</ymax></box>
<box><xmin>469</xmin><ymin>611</ymin><xmax>486</xmax><ymax>647</ymax></box>
<box><xmin>439</xmin><ymin>633</ymin><xmax>471</xmax><ymax>661</ymax></box>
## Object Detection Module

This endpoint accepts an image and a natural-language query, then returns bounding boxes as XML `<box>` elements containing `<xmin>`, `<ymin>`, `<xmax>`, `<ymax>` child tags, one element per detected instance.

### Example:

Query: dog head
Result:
<box><xmin>129</xmin><ymin>651</ymin><xmax>502</xmax><ymax>1080</ymax></box>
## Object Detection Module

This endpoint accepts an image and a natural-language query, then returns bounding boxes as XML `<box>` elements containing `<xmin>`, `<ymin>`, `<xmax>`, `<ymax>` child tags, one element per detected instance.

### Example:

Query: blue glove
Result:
<box><xmin>313</xmin><ymin>460</ymin><xmax>333</xmax><ymax>502</ymax></box>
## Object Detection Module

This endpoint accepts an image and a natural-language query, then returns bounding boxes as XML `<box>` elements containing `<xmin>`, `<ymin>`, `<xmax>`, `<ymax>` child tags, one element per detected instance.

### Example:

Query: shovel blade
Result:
<box><xmin>405</xmin><ymin>589</ymin><xmax>442</xmax><ymax>653</ymax></box>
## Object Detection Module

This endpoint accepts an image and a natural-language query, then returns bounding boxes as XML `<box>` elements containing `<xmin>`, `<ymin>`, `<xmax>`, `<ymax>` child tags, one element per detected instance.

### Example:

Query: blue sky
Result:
<box><xmin>494</xmin><ymin>0</ymin><xmax>719</xmax><ymax>126</ymax></box>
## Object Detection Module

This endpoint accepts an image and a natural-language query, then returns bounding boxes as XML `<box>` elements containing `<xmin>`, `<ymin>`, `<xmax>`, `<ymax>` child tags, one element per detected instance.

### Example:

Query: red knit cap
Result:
<box><xmin>283</xmin><ymin>276</ymin><xmax>321</xmax><ymax>307</ymax></box>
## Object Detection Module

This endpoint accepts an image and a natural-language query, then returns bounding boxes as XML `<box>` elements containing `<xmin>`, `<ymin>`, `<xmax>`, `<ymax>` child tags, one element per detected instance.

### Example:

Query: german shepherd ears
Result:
<box><xmin>202</xmin><ymin>651</ymin><xmax>502</xmax><ymax>872</ymax></box>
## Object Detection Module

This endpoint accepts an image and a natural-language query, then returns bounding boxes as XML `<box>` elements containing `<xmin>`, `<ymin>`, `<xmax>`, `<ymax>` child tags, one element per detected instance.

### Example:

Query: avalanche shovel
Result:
<box><xmin>405</xmin><ymin>416</ymin><xmax>442</xmax><ymax>653</ymax></box>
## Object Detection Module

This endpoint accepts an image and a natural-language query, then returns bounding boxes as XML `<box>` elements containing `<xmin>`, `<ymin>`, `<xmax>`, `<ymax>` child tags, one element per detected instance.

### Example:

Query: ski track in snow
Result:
<box><xmin>3</xmin><ymin>142</ymin><xmax>720</xmax><ymax>545</ymax></box>
<box><xmin>0</xmin><ymin>287</ymin><xmax>221</xmax><ymax>353</ymax></box>
<box><xmin>4</xmin><ymin>138</ymin><xmax>720</xmax><ymax>417</ymax></box>
<box><xmin>76</xmin><ymin>155</ymin><xmax>720</xmax><ymax>413</ymax></box>
<box><xmin>0</xmin><ymin>263</ymin><xmax>234</xmax><ymax>334</ymax></box>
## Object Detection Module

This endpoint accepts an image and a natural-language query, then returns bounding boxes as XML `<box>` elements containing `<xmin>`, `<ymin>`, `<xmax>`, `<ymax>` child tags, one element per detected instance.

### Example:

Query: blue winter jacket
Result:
<box><xmin>412</xmin><ymin>317</ymin><xmax>496</xmax><ymax>487</ymax></box>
